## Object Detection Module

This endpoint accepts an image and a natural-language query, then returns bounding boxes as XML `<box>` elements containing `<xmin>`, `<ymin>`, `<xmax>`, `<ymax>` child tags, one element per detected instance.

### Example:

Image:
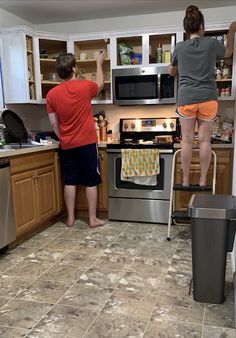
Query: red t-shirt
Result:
<box><xmin>46</xmin><ymin>79</ymin><xmax>98</xmax><ymax>149</ymax></box>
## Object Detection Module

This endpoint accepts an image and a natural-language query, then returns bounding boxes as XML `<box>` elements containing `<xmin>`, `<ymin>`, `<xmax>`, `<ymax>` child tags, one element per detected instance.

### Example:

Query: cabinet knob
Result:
<box><xmin>99</xmin><ymin>153</ymin><xmax>104</xmax><ymax>159</ymax></box>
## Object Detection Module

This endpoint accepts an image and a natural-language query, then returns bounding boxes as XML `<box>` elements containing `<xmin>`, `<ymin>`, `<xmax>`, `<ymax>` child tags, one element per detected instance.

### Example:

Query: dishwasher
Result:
<box><xmin>0</xmin><ymin>157</ymin><xmax>15</xmax><ymax>249</ymax></box>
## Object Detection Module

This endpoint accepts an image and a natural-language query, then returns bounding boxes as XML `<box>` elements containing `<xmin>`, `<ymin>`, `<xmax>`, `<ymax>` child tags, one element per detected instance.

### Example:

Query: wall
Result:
<box><xmin>0</xmin><ymin>8</ymin><xmax>33</xmax><ymax>28</ymax></box>
<box><xmin>35</xmin><ymin>6</ymin><xmax>236</xmax><ymax>34</ymax></box>
<box><xmin>7</xmin><ymin>104</ymin><xmax>51</xmax><ymax>132</ymax></box>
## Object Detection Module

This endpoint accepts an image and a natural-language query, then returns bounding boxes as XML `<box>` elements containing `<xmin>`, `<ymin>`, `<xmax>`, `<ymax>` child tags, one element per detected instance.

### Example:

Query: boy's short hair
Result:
<box><xmin>56</xmin><ymin>52</ymin><xmax>76</xmax><ymax>80</ymax></box>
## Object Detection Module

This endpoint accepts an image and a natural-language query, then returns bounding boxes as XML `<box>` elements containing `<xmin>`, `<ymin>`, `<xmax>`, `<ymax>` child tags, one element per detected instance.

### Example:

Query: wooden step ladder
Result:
<box><xmin>167</xmin><ymin>148</ymin><xmax>217</xmax><ymax>241</ymax></box>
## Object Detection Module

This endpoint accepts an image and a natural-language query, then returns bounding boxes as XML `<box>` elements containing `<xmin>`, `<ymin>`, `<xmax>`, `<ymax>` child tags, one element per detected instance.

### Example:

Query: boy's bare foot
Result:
<box><xmin>65</xmin><ymin>217</ymin><xmax>75</xmax><ymax>227</ymax></box>
<box><xmin>89</xmin><ymin>218</ymin><xmax>108</xmax><ymax>228</ymax></box>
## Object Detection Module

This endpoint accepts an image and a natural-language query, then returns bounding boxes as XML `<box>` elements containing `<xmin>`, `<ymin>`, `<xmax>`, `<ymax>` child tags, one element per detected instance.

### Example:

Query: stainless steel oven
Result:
<box><xmin>107</xmin><ymin>117</ymin><xmax>178</xmax><ymax>224</ymax></box>
<box><xmin>107</xmin><ymin>148</ymin><xmax>173</xmax><ymax>223</ymax></box>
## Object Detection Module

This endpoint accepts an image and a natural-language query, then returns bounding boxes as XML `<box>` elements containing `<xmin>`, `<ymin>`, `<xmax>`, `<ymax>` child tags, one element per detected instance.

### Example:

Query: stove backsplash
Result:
<box><xmin>5</xmin><ymin>100</ymin><xmax>235</xmax><ymax>144</ymax></box>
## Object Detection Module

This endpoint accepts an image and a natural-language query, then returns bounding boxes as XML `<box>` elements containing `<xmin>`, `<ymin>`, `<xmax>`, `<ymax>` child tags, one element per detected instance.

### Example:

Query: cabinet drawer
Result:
<box><xmin>10</xmin><ymin>151</ymin><xmax>55</xmax><ymax>174</ymax></box>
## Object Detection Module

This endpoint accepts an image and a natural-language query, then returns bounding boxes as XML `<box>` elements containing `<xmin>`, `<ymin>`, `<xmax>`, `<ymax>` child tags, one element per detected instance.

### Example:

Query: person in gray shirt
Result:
<box><xmin>169</xmin><ymin>5</ymin><xmax>236</xmax><ymax>187</ymax></box>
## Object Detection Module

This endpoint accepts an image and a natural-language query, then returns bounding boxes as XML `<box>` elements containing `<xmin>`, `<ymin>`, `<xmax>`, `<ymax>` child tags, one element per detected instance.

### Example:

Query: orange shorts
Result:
<box><xmin>177</xmin><ymin>100</ymin><xmax>218</xmax><ymax>121</ymax></box>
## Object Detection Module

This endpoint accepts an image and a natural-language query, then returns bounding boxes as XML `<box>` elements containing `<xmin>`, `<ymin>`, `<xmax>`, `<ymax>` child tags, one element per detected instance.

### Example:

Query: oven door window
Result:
<box><xmin>115</xmin><ymin>157</ymin><xmax>164</xmax><ymax>190</ymax></box>
<box><xmin>115</xmin><ymin>75</ymin><xmax>158</xmax><ymax>100</ymax></box>
<box><xmin>160</xmin><ymin>74</ymin><xmax>174</xmax><ymax>98</ymax></box>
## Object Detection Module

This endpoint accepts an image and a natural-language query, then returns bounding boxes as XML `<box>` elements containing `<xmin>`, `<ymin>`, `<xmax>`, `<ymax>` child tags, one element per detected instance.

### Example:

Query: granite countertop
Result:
<box><xmin>0</xmin><ymin>144</ymin><xmax>59</xmax><ymax>158</ymax></box>
<box><xmin>174</xmin><ymin>143</ymin><xmax>234</xmax><ymax>149</ymax></box>
<box><xmin>0</xmin><ymin>141</ymin><xmax>233</xmax><ymax>159</ymax></box>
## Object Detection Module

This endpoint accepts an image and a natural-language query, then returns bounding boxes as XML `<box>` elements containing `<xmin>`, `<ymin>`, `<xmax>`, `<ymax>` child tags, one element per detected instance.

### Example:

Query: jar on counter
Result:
<box><xmin>99</xmin><ymin>126</ymin><xmax>107</xmax><ymax>141</ymax></box>
<box><xmin>0</xmin><ymin>124</ymin><xmax>6</xmax><ymax>146</ymax></box>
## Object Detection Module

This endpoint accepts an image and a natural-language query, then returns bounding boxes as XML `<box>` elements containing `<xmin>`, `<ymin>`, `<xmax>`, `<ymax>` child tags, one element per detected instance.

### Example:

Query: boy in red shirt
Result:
<box><xmin>47</xmin><ymin>52</ymin><xmax>106</xmax><ymax>228</ymax></box>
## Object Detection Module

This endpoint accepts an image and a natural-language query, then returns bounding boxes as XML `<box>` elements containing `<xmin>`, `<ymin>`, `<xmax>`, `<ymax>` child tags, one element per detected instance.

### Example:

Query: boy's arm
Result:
<box><xmin>48</xmin><ymin>113</ymin><xmax>60</xmax><ymax>139</ymax></box>
<box><xmin>95</xmin><ymin>51</ymin><xmax>105</xmax><ymax>92</ymax></box>
<box><xmin>169</xmin><ymin>64</ymin><xmax>178</xmax><ymax>76</ymax></box>
<box><xmin>225</xmin><ymin>22</ymin><xmax>236</xmax><ymax>58</ymax></box>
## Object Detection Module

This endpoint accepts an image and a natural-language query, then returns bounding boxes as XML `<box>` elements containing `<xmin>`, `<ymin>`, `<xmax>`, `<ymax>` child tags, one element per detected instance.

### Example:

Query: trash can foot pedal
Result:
<box><xmin>172</xmin><ymin>211</ymin><xmax>190</xmax><ymax>221</ymax></box>
<box><xmin>173</xmin><ymin>184</ymin><xmax>212</xmax><ymax>192</ymax></box>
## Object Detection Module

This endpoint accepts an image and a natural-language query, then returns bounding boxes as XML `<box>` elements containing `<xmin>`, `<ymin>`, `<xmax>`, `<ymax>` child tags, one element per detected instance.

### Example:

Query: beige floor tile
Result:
<box><xmin>144</xmin><ymin>318</ymin><xmax>202</xmax><ymax>337</ymax></box>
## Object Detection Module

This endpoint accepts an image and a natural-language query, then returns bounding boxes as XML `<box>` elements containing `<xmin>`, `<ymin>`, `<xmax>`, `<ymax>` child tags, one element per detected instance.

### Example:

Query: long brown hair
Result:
<box><xmin>183</xmin><ymin>5</ymin><xmax>205</xmax><ymax>36</ymax></box>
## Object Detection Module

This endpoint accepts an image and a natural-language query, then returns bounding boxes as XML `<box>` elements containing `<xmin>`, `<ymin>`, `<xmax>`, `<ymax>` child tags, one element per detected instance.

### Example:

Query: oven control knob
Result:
<box><xmin>124</xmin><ymin>123</ymin><xmax>129</xmax><ymax>130</ymax></box>
<box><xmin>131</xmin><ymin>123</ymin><xmax>135</xmax><ymax>129</ymax></box>
<box><xmin>162</xmin><ymin>122</ymin><xmax>167</xmax><ymax>129</ymax></box>
<box><xmin>170</xmin><ymin>122</ymin><xmax>175</xmax><ymax>129</ymax></box>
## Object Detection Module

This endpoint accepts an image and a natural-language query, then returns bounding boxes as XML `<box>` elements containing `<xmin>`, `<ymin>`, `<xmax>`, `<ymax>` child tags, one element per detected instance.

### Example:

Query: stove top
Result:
<box><xmin>109</xmin><ymin>117</ymin><xmax>179</xmax><ymax>149</ymax></box>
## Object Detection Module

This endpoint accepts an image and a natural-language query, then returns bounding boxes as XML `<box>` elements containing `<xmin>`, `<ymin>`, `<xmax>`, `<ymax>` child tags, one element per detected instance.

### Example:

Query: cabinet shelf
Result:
<box><xmin>29</xmin><ymin>79</ymin><xmax>35</xmax><ymax>84</ymax></box>
<box><xmin>41</xmin><ymin>80</ymin><xmax>61</xmax><ymax>85</ymax></box>
<box><xmin>76</xmin><ymin>58</ymin><xmax>110</xmax><ymax>63</ymax></box>
<box><xmin>215</xmin><ymin>78</ymin><xmax>232</xmax><ymax>82</ymax></box>
<box><xmin>40</xmin><ymin>58</ymin><xmax>56</xmax><ymax>62</ymax></box>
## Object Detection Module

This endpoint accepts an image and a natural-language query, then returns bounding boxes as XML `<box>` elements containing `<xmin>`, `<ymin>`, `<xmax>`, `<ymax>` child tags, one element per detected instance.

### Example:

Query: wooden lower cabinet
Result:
<box><xmin>10</xmin><ymin>151</ymin><xmax>60</xmax><ymax>238</ymax></box>
<box><xmin>36</xmin><ymin>165</ymin><xmax>57</xmax><ymax>223</ymax></box>
<box><xmin>11</xmin><ymin>170</ymin><xmax>38</xmax><ymax>236</ymax></box>
<box><xmin>75</xmin><ymin>148</ymin><xmax>108</xmax><ymax>211</ymax></box>
<box><xmin>174</xmin><ymin>148</ymin><xmax>233</xmax><ymax>211</ymax></box>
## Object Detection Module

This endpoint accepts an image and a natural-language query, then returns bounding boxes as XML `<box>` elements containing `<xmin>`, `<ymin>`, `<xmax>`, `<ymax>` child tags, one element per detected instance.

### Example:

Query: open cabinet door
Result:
<box><xmin>0</xmin><ymin>39</ymin><xmax>6</xmax><ymax>112</ymax></box>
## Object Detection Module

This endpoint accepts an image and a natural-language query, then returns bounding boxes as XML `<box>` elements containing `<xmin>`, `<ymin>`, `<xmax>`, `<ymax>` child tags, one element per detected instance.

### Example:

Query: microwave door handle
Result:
<box><xmin>157</xmin><ymin>74</ymin><xmax>161</xmax><ymax>99</ymax></box>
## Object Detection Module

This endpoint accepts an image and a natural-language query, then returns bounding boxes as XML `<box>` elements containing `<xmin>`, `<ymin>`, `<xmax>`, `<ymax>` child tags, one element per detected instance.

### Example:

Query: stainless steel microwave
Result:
<box><xmin>112</xmin><ymin>66</ymin><xmax>177</xmax><ymax>105</ymax></box>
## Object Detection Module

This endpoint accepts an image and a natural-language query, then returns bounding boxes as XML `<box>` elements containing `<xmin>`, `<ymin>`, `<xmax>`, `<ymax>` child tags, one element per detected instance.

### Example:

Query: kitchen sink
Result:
<box><xmin>1</xmin><ymin>143</ymin><xmax>43</xmax><ymax>150</ymax></box>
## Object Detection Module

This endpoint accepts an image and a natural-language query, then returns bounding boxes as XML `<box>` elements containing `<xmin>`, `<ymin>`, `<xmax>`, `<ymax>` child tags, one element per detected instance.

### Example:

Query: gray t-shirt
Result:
<box><xmin>171</xmin><ymin>37</ymin><xmax>225</xmax><ymax>106</ymax></box>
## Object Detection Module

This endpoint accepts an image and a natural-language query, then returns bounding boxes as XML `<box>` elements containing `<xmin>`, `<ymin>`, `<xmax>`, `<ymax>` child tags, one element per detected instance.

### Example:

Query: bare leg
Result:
<box><xmin>85</xmin><ymin>186</ymin><xmax>107</xmax><ymax>228</ymax></box>
<box><xmin>198</xmin><ymin>119</ymin><xmax>213</xmax><ymax>186</ymax></box>
<box><xmin>64</xmin><ymin>185</ymin><xmax>76</xmax><ymax>226</ymax></box>
<box><xmin>180</xmin><ymin>118</ymin><xmax>196</xmax><ymax>186</ymax></box>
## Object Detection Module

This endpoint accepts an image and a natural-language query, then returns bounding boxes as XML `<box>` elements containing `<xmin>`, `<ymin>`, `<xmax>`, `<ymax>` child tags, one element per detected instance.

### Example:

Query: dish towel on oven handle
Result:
<box><xmin>121</xmin><ymin>148</ymin><xmax>160</xmax><ymax>186</ymax></box>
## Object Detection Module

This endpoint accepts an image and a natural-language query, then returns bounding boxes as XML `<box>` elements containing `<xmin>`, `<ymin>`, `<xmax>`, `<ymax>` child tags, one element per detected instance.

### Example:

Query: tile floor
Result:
<box><xmin>0</xmin><ymin>220</ymin><xmax>235</xmax><ymax>337</ymax></box>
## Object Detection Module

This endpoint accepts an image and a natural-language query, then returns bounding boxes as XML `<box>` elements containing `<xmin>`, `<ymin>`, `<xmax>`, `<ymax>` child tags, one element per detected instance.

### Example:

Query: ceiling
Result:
<box><xmin>0</xmin><ymin>0</ymin><xmax>235</xmax><ymax>25</ymax></box>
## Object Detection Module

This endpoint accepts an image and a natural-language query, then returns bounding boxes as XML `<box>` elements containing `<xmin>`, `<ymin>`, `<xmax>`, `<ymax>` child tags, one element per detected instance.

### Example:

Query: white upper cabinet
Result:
<box><xmin>111</xmin><ymin>30</ymin><xmax>183</xmax><ymax>69</ymax></box>
<box><xmin>0</xmin><ymin>28</ymin><xmax>39</xmax><ymax>104</ymax></box>
<box><xmin>36</xmin><ymin>34</ymin><xmax>68</xmax><ymax>103</ymax></box>
<box><xmin>0</xmin><ymin>28</ymin><xmax>69</xmax><ymax>104</ymax></box>
<box><xmin>0</xmin><ymin>39</ymin><xmax>6</xmax><ymax>111</ymax></box>
<box><xmin>70</xmin><ymin>35</ymin><xmax>112</xmax><ymax>104</ymax></box>
<box><xmin>204</xmin><ymin>28</ymin><xmax>235</xmax><ymax>101</ymax></box>
<box><xmin>0</xmin><ymin>24</ymin><xmax>235</xmax><ymax>104</ymax></box>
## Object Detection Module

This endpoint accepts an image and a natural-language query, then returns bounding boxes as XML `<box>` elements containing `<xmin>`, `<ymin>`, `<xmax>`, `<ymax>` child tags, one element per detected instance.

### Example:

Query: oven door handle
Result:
<box><xmin>157</xmin><ymin>73</ymin><xmax>161</xmax><ymax>99</ymax></box>
<box><xmin>107</xmin><ymin>149</ymin><xmax>173</xmax><ymax>154</ymax></box>
<box><xmin>113</xmin><ymin>156</ymin><xmax>120</xmax><ymax>190</ymax></box>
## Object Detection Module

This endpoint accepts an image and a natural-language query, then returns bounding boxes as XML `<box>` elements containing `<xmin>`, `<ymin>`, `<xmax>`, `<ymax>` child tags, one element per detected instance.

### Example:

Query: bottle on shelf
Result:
<box><xmin>156</xmin><ymin>43</ymin><xmax>163</xmax><ymax>63</ymax></box>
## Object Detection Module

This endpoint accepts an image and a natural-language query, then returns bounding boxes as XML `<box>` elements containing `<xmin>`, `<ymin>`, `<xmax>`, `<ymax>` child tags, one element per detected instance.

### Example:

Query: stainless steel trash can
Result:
<box><xmin>188</xmin><ymin>194</ymin><xmax>236</xmax><ymax>304</ymax></box>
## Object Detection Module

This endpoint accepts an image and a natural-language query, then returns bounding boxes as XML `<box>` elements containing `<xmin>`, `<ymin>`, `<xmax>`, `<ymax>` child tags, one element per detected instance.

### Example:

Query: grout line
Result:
<box><xmin>201</xmin><ymin>305</ymin><xmax>206</xmax><ymax>338</ymax></box>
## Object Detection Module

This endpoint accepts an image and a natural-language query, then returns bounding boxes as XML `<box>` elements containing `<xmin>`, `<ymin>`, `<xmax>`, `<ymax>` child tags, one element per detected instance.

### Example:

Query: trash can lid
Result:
<box><xmin>188</xmin><ymin>194</ymin><xmax>236</xmax><ymax>219</ymax></box>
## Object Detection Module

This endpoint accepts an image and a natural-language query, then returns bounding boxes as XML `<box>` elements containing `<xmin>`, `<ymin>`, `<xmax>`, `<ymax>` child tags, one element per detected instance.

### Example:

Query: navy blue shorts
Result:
<box><xmin>60</xmin><ymin>143</ymin><xmax>102</xmax><ymax>186</ymax></box>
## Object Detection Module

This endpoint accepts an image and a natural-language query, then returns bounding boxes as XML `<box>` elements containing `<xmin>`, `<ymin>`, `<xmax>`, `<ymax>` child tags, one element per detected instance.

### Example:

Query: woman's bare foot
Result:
<box><xmin>89</xmin><ymin>218</ymin><xmax>108</xmax><ymax>228</ymax></box>
<box><xmin>199</xmin><ymin>175</ymin><xmax>206</xmax><ymax>187</ymax></box>
<box><xmin>65</xmin><ymin>217</ymin><xmax>75</xmax><ymax>227</ymax></box>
